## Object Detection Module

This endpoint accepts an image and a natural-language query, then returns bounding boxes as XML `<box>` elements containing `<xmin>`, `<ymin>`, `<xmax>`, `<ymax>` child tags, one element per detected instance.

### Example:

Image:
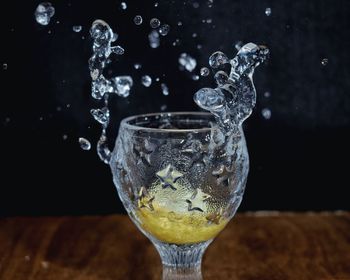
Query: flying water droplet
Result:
<box><xmin>200</xmin><ymin>67</ymin><xmax>210</xmax><ymax>76</ymax></box>
<box><xmin>321</xmin><ymin>58</ymin><xmax>328</xmax><ymax>66</ymax></box>
<box><xmin>209</xmin><ymin>51</ymin><xmax>229</xmax><ymax>68</ymax></box>
<box><xmin>261</xmin><ymin>108</ymin><xmax>271</xmax><ymax>119</ymax></box>
<box><xmin>179</xmin><ymin>53</ymin><xmax>197</xmax><ymax>72</ymax></box>
<box><xmin>154</xmin><ymin>2</ymin><xmax>159</xmax><ymax>7</ymax></box>
<box><xmin>161</xmin><ymin>83</ymin><xmax>169</xmax><ymax>96</ymax></box>
<box><xmin>134</xmin><ymin>63</ymin><xmax>142</xmax><ymax>70</ymax></box>
<box><xmin>90</xmin><ymin>107</ymin><xmax>110</xmax><ymax>124</ymax></box>
<box><xmin>79</xmin><ymin>137</ymin><xmax>91</xmax><ymax>150</ymax></box>
<box><xmin>265</xmin><ymin>7</ymin><xmax>272</xmax><ymax>16</ymax></box>
<box><xmin>35</xmin><ymin>2</ymin><xmax>55</xmax><ymax>26</ymax></box>
<box><xmin>193</xmin><ymin>2</ymin><xmax>200</xmax><ymax>8</ymax></box>
<box><xmin>62</xmin><ymin>134</ymin><xmax>68</xmax><ymax>140</ymax></box>
<box><xmin>141</xmin><ymin>75</ymin><xmax>152</xmax><ymax>87</ymax></box>
<box><xmin>111</xmin><ymin>76</ymin><xmax>133</xmax><ymax>97</ymax></box>
<box><xmin>134</xmin><ymin>15</ymin><xmax>143</xmax><ymax>25</ymax></box>
<box><xmin>177</xmin><ymin>21</ymin><xmax>183</xmax><ymax>26</ymax></box>
<box><xmin>150</xmin><ymin>18</ymin><xmax>161</xmax><ymax>28</ymax></box>
<box><xmin>192</xmin><ymin>75</ymin><xmax>200</xmax><ymax>81</ymax></box>
<box><xmin>148</xmin><ymin>30</ymin><xmax>160</xmax><ymax>48</ymax></box>
<box><xmin>160</xmin><ymin>104</ymin><xmax>167</xmax><ymax>111</ymax></box>
<box><xmin>3</xmin><ymin>63</ymin><xmax>8</xmax><ymax>70</ymax></box>
<box><xmin>120</xmin><ymin>2</ymin><xmax>127</xmax><ymax>10</ymax></box>
<box><xmin>264</xmin><ymin>91</ymin><xmax>271</xmax><ymax>98</ymax></box>
<box><xmin>159</xmin><ymin>24</ymin><xmax>170</xmax><ymax>36</ymax></box>
<box><xmin>72</xmin><ymin>25</ymin><xmax>82</xmax><ymax>32</ymax></box>
<box><xmin>111</xmin><ymin>45</ymin><xmax>125</xmax><ymax>55</ymax></box>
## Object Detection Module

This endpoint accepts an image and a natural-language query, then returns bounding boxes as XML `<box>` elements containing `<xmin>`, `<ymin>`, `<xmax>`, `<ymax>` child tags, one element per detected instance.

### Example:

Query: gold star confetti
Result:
<box><xmin>137</xmin><ymin>187</ymin><xmax>155</xmax><ymax>211</ymax></box>
<box><xmin>186</xmin><ymin>188</ymin><xmax>211</xmax><ymax>212</ymax></box>
<box><xmin>156</xmin><ymin>164</ymin><xmax>183</xmax><ymax>190</ymax></box>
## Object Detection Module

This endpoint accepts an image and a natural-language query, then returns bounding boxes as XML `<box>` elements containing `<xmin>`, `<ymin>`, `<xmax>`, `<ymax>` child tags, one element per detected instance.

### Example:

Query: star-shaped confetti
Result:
<box><xmin>186</xmin><ymin>188</ymin><xmax>211</xmax><ymax>212</ymax></box>
<box><xmin>156</xmin><ymin>164</ymin><xmax>183</xmax><ymax>190</ymax></box>
<box><xmin>137</xmin><ymin>187</ymin><xmax>155</xmax><ymax>211</ymax></box>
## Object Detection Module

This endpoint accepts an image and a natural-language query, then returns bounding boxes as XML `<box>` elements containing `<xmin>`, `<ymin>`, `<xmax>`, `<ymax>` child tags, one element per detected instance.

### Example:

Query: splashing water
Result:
<box><xmin>89</xmin><ymin>19</ymin><xmax>133</xmax><ymax>163</ymax></box>
<box><xmin>134</xmin><ymin>15</ymin><xmax>143</xmax><ymax>25</ymax></box>
<box><xmin>159</xmin><ymin>24</ymin><xmax>170</xmax><ymax>36</ymax></box>
<box><xmin>73</xmin><ymin>25</ymin><xmax>82</xmax><ymax>33</ymax></box>
<box><xmin>35</xmin><ymin>2</ymin><xmax>55</xmax><ymax>26</ymax></box>
<box><xmin>161</xmin><ymin>83</ymin><xmax>169</xmax><ymax>96</ymax></box>
<box><xmin>149</xmin><ymin>30</ymin><xmax>160</xmax><ymax>48</ymax></box>
<box><xmin>79</xmin><ymin>137</ymin><xmax>91</xmax><ymax>150</ymax></box>
<box><xmin>179</xmin><ymin>53</ymin><xmax>197</xmax><ymax>72</ymax></box>
<box><xmin>150</xmin><ymin>18</ymin><xmax>161</xmax><ymax>28</ymax></box>
<box><xmin>141</xmin><ymin>75</ymin><xmax>152</xmax><ymax>87</ymax></box>
<box><xmin>194</xmin><ymin>43</ymin><xmax>269</xmax><ymax>135</ymax></box>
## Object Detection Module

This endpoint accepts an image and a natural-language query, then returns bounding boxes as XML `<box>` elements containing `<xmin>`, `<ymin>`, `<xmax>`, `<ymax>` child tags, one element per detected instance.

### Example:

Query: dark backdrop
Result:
<box><xmin>1</xmin><ymin>0</ymin><xmax>349</xmax><ymax>216</ymax></box>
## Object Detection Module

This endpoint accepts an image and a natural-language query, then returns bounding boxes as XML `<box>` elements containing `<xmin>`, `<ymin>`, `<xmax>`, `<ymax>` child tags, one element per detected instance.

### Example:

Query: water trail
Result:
<box><xmin>89</xmin><ymin>19</ymin><xmax>133</xmax><ymax>164</ymax></box>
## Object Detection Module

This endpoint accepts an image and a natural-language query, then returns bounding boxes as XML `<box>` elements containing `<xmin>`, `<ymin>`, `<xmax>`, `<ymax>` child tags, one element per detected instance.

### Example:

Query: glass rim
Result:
<box><xmin>120</xmin><ymin>111</ymin><xmax>214</xmax><ymax>133</ymax></box>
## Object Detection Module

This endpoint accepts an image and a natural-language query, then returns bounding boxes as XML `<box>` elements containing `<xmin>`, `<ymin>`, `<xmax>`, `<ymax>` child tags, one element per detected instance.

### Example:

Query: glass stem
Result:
<box><xmin>154</xmin><ymin>240</ymin><xmax>211</xmax><ymax>280</ymax></box>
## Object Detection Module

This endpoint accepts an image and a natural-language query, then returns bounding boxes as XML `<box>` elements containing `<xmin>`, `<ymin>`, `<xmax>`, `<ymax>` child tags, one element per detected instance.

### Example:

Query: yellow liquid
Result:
<box><xmin>137</xmin><ymin>203</ymin><xmax>228</xmax><ymax>244</ymax></box>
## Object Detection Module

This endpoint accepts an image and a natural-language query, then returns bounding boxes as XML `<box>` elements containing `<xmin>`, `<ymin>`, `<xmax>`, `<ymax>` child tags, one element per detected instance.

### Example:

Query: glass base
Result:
<box><xmin>153</xmin><ymin>240</ymin><xmax>212</xmax><ymax>280</ymax></box>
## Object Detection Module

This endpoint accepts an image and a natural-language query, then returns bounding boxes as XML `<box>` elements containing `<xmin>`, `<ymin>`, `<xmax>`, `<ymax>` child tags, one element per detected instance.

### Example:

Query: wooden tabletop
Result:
<box><xmin>0</xmin><ymin>212</ymin><xmax>349</xmax><ymax>280</ymax></box>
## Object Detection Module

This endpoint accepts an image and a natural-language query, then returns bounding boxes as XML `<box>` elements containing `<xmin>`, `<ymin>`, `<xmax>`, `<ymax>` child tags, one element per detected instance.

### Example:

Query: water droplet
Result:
<box><xmin>172</xmin><ymin>39</ymin><xmax>181</xmax><ymax>46</ymax></box>
<box><xmin>192</xmin><ymin>75</ymin><xmax>200</xmax><ymax>81</ymax></box>
<box><xmin>161</xmin><ymin>83</ymin><xmax>169</xmax><ymax>96</ymax></box>
<box><xmin>35</xmin><ymin>2</ymin><xmax>55</xmax><ymax>25</ymax></box>
<box><xmin>265</xmin><ymin>7</ymin><xmax>272</xmax><ymax>16</ymax></box>
<box><xmin>72</xmin><ymin>25</ymin><xmax>82</xmax><ymax>32</ymax></box>
<box><xmin>206</xmin><ymin>18</ymin><xmax>212</xmax><ymax>24</ymax></box>
<box><xmin>193</xmin><ymin>2</ymin><xmax>200</xmax><ymax>8</ymax></box>
<box><xmin>134</xmin><ymin>63</ymin><xmax>142</xmax><ymax>70</ymax></box>
<box><xmin>111</xmin><ymin>45</ymin><xmax>125</xmax><ymax>55</ymax></box>
<box><xmin>39</xmin><ymin>116</ymin><xmax>44</xmax><ymax>121</ymax></box>
<box><xmin>178</xmin><ymin>53</ymin><xmax>197</xmax><ymax>72</ymax></box>
<box><xmin>62</xmin><ymin>134</ymin><xmax>68</xmax><ymax>140</ymax></box>
<box><xmin>234</xmin><ymin>41</ymin><xmax>243</xmax><ymax>51</ymax></box>
<box><xmin>214</xmin><ymin>71</ymin><xmax>229</xmax><ymax>86</ymax></box>
<box><xmin>160</xmin><ymin>104</ymin><xmax>167</xmax><ymax>111</ymax></box>
<box><xmin>209</xmin><ymin>51</ymin><xmax>229</xmax><ymax>68</ymax></box>
<box><xmin>41</xmin><ymin>261</ymin><xmax>49</xmax><ymax>269</ymax></box>
<box><xmin>177</xmin><ymin>21</ymin><xmax>183</xmax><ymax>26</ymax></box>
<box><xmin>3</xmin><ymin>63</ymin><xmax>8</xmax><ymax>70</ymax></box>
<box><xmin>134</xmin><ymin>15</ymin><xmax>143</xmax><ymax>25</ymax></box>
<box><xmin>24</xmin><ymin>255</ymin><xmax>31</xmax><ymax>262</ymax></box>
<box><xmin>148</xmin><ymin>30</ymin><xmax>160</xmax><ymax>48</ymax></box>
<box><xmin>159</xmin><ymin>24</ymin><xmax>170</xmax><ymax>36</ymax></box>
<box><xmin>150</xmin><ymin>18</ymin><xmax>161</xmax><ymax>28</ymax></box>
<box><xmin>197</xmin><ymin>44</ymin><xmax>202</xmax><ymax>49</ymax></box>
<box><xmin>141</xmin><ymin>75</ymin><xmax>152</xmax><ymax>87</ymax></box>
<box><xmin>264</xmin><ymin>91</ymin><xmax>271</xmax><ymax>98</ymax></box>
<box><xmin>111</xmin><ymin>76</ymin><xmax>133</xmax><ymax>97</ymax></box>
<box><xmin>192</xmin><ymin>33</ymin><xmax>197</xmax><ymax>38</ymax></box>
<box><xmin>321</xmin><ymin>58</ymin><xmax>328</xmax><ymax>66</ymax></box>
<box><xmin>79</xmin><ymin>137</ymin><xmax>91</xmax><ymax>150</ymax></box>
<box><xmin>155</xmin><ymin>77</ymin><xmax>160</xmax><ymax>82</ymax></box>
<box><xmin>200</xmin><ymin>67</ymin><xmax>210</xmax><ymax>76</ymax></box>
<box><xmin>154</xmin><ymin>2</ymin><xmax>159</xmax><ymax>7</ymax></box>
<box><xmin>56</xmin><ymin>106</ymin><xmax>62</xmax><ymax>111</ymax></box>
<box><xmin>120</xmin><ymin>2</ymin><xmax>127</xmax><ymax>10</ymax></box>
<box><xmin>90</xmin><ymin>107</ymin><xmax>110</xmax><ymax>124</ymax></box>
<box><xmin>261</xmin><ymin>108</ymin><xmax>271</xmax><ymax>119</ymax></box>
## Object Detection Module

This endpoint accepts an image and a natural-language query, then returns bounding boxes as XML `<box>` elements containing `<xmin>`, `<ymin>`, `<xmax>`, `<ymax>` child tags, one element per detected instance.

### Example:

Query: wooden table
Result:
<box><xmin>0</xmin><ymin>212</ymin><xmax>349</xmax><ymax>280</ymax></box>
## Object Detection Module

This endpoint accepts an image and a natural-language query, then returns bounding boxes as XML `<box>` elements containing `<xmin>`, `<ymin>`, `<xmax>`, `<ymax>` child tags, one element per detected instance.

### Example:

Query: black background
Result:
<box><xmin>1</xmin><ymin>0</ymin><xmax>349</xmax><ymax>216</ymax></box>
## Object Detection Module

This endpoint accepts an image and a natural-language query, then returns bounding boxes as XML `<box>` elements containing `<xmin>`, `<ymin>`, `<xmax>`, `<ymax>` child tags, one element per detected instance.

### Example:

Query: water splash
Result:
<box><xmin>150</xmin><ymin>18</ymin><xmax>161</xmax><ymax>28</ymax></box>
<box><xmin>142</xmin><ymin>75</ymin><xmax>152</xmax><ymax>87</ymax></box>
<box><xmin>134</xmin><ymin>15</ymin><xmax>143</xmax><ymax>25</ymax></box>
<box><xmin>79</xmin><ymin>137</ymin><xmax>91</xmax><ymax>150</ymax></box>
<box><xmin>179</xmin><ymin>53</ymin><xmax>197</xmax><ymax>72</ymax></box>
<box><xmin>89</xmin><ymin>19</ymin><xmax>133</xmax><ymax>164</ymax></box>
<box><xmin>35</xmin><ymin>2</ymin><xmax>55</xmax><ymax>26</ymax></box>
<box><xmin>194</xmin><ymin>43</ymin><xmax>269</xmax><ymax>134</ymax></box>
<box><xmin>72</xmin><ymin>25</ymin><xmax>82</xmax><ymax>33</ymax></box>
<box><xmin>149</xmin><ymin>30</ymin><xmax>160</xmax><ymax>48</ymax></box>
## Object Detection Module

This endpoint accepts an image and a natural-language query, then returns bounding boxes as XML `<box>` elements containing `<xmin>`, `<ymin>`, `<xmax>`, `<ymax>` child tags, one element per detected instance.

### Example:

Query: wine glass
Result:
<box><xmin>110</xmin><ymin>112</ymin><xmax>249</xmax><ymax>279</ymax></box>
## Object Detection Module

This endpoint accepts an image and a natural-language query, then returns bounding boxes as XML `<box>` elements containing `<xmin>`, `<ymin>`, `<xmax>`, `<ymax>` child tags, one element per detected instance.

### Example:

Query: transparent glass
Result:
<box><xmin>110</xmin><ymin>112</ymin><xmax>249</xmax><ymax>279</ymax></box>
